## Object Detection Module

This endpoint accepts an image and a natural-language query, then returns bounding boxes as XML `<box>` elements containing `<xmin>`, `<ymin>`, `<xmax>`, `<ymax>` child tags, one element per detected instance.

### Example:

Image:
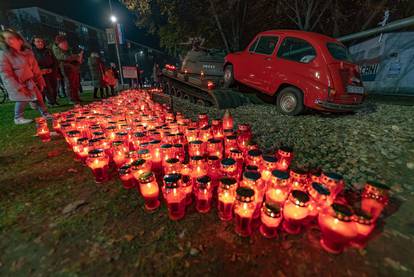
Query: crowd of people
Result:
<box><xmin>0</xmin><ymin>28</ymin><xmax>122</xmax><ymax>125</ymax></box>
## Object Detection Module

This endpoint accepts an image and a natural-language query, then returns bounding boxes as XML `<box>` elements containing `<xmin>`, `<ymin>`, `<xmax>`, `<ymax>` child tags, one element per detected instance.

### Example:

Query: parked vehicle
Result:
<box><xmin>161</xmin><ymin>30</ymin><xmax>365</xmax><ymax>115</ymax></box>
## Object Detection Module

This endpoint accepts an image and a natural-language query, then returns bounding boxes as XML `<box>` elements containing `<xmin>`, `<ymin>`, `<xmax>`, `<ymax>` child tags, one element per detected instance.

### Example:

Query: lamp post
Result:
<box><xmin>109</xmin><ymin>0</ymin><xmax>124</xmax><ymax>86</ymax></box>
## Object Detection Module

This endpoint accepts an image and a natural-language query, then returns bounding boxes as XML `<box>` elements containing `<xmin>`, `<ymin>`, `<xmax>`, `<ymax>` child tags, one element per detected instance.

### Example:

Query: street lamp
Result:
<box><xmin>108</xmin><ymin>0</ymin><xmax>124</xmax><ymax>86</ymax></box>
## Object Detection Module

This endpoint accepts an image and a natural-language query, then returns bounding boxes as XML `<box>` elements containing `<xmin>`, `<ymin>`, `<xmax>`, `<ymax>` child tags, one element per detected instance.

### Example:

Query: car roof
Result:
<box><xmin>258</xmin><ymin>30</ymin><xmax>340</xmax><ymax>45</ymax></box>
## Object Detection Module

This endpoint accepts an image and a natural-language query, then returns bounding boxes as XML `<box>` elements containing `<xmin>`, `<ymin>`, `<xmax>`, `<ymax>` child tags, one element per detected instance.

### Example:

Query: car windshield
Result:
<box><xmin>327</xmin><ymin>43</ymin><xmax>352</xmax><ymax>62</ymax></box>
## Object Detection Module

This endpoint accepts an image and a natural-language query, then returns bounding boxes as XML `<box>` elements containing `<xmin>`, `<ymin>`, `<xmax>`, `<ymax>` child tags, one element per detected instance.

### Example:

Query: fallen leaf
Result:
<box><xmin>67</xmin><ymin>168</ymin><xmax>78</xmax><ymax>173</ymax></box>
<box><xmin>62</xmin><ymin>200</ymin><xmax>87</xmax><ymax>214</ymax></box>
<box><xmin>124</xmin><ymin>234</ymin><xmax>135</xmax><ymax>242</ymax></box>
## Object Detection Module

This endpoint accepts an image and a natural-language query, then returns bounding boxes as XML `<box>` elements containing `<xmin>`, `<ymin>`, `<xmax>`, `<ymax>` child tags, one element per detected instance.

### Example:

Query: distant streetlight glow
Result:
<box><xmin>110</xmin><ymin>15</ymin><xmax>117</xmax><ymax>23</ymax></box>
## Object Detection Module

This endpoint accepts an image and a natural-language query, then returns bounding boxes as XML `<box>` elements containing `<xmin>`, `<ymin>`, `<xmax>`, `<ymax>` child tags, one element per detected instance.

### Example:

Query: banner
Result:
<box><xmin>115</xmin><ymin>23</ymin><xmax>124</xmax><ymax>45</ymax></box>
<box><xmin>122</xmin><ymin>66</ymin><xmax>138</xmax><ymax>79</ymax></box>
<box><xmin>106</xmin><ymin>28</ymin><xmax>116</xmax><ymax>45</ymax></box>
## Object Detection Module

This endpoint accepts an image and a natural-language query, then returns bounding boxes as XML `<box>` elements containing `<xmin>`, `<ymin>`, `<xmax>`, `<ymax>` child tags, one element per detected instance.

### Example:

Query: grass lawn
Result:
<box><xmin>1</xmin><ymin>91</ymin><xmax>414</xmax><ymax>276</ymax></box>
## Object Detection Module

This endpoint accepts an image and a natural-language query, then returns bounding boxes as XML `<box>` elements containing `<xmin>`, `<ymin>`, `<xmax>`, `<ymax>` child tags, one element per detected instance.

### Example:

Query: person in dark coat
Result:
<box><xmin>0</xmin><ymin>29</ymin><xmax>51</xmax><ymax>124</ymax></box>
<box><xmin>88</xmin><ymin>52</ymin><xmax>106</xmax><ymax>98</ymax></box>
<box><xmin>52</xmin><ymin>35</ymin><xmax>83</xmax><ymax>104</ymax></box>
<box><xmin>32</xmin><ymin>35</ymin><xmax>60</xmax><ymax>106</ymax></box>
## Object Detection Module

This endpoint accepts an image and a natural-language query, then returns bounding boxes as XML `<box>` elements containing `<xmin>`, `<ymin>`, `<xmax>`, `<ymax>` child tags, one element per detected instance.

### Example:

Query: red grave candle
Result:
<box><xmin>350</xmin><ymin>209</ymin><xmax>375</xmax><ymax>249</ymax></box>
<box><xmin>276</xmin><ymin>146</ymin><xmax>293</xmax><ymax>171</ymax></box>
<box><xmin>179</xmin><ymin>174</ymin><xmax>193</xmax><ymax>206</ymax></box>
<box><xmin>198</xmin><ymin>113</ymin><xmax>209</xmax><ymax>129</ymax></box>
<box><xmin>234</xmin><ymin>187</ymin><xmax>256</xmax><ymax>237</ymax></box>
<box><xmin>138</xmin><ymin>171</ymin><xmax>160</xmax><ymax>211</ymax></box>
<box><xmin>361</xmin><ymin>180</ymin><xmax>389</xmax><ymax>220</ymax></box>
<box><xmin>289</xmin><ymin>167</ymin><xmax>309</xmax><ymax>191</ymax></box>
<box><xmin>266</xmin><ymin>170</ymin><xmax>290</xmax><ymax>206</ymax></box>
<box><xmin>194</xmin><ymin>175</ymin><xmax>213</xmax><ymax>213</ymax></box>
<box><xmin>260</xmin><ymin>202</ymin><xmax>283</xmax><ymax>239</ymax></box>
<box><xmin>86</xmin><ymin>149</ymin><xmax>110</xmax><ymax>183</ymax></box>
<box><xmin>241</xmin><ymin>171</ymin><xmax>265</xmax><ymax>219</ymax></box>
<box><xmin>72</xmin><ymin>137</ymin><xmax>89</xmax><ymax>162</ymax></box>
<box><xmin>206</xmin><ymin>138</ymin><xmax>223</xmax><ymax>159</ymax></box>
<box><xmin>162</xmin><ymin>174</ymin><xmax>186</xmax><ymax>220</ymax></box>
<box><xmin>282</xmin><ymin>190</ymin><xmax>311</xmax><ymax>234</ymax></box>
<box><xmin>320</xmin><ymin>172</ymin><xmax>345</xmax><ymax>199</ymax></box>
<box><xmin>217</xmin><ymin>177</ymin><xmax>237</xmax><ymax>221</ymax></box>
<box><xmin>188</xmin><ymin>140</ymin><xmax>206</xmax><ymax>157</ymax></box>
<box><xmin>318</xmin><ymin>203</ymin><xmax>357</xmax><ymax>254</ymax></box>
<box><xmin>220</xmin><ymin>158</ymin><xmax>239</xmax><ymax>180</ymax></box>
<box><xmin>222</xmin><ymin>110</ymin><xmax>233</xmax><ymax>130</ymax></box>
<box><xmin>118</xmin><ymin>164</ymin><xmax>137</xmax><ymax>189</ymax></box>
<box><xmin>37</xmin><ymin>125</ymin><xmax>51</xmax><ymax>143</ymax></box>
<box><xmin>260</xmin><ymin>155</ymin><xmax>278</xmax><ymax>182</ymax></box>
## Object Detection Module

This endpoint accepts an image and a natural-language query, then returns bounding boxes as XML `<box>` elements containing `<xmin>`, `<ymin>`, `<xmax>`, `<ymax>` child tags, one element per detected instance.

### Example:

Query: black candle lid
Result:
<box><xmin>163</xmin><ymin>173</ymin><xmax>181</xmax><ymax>188</ymax></box>
<box><xmin>263</xmin><ymin>202</ymin><xmax>281</xmax><ymax>218</ymax></box>
<box><xmin>138</xmin><ymin>149</ymin><xmax>150</xmax><ymax>155</ymax></box>
<box><xmin>208</xmin><ymin>138</ymin><xmax>221</xmax><ymax>144</ymax></box>
<box><xmin>149</xmin><ymin>139</ymin><xmax>161</xmax><ymax>145</ymax></box>
<box><xmin>189</xmin><ymin>140</ymin><xmax>203</xmax><ymax>145</ymax></box>
<box><xmin>191</xmin><ymin>155</ymin><xmax>204</xmax><ymax>161</ymax></box>
<box><xmin>112</xmin><ymin>140</ymin><xmax>124</xmax><ymax>147</ymax></box>
<box><xmin>236</xmin><ymin>187</ymin><xmax>255</xmax><ymax>202</ymax></box>
<box><xmin>134</xmin><ymin>132</ymin><xmax>145</xmax><ymax>137</ymax></box>
<box><xmin>230</xmin><ymin>149</ymin><xmax>242</xmax><ymax>155</ymax></box>
<box><xmin>220</xmin><ymin>177</ymin><xmax>237</xmax><ymax>189</ymax></box>
<box><xmin>76</xmin><ymin>137</ymin><xmax>89</xmax><ymax>145</ymax></box>
<box><xmin>290</xmin><ymin>190</ymin><xmax>310</xmax><ymax>206</ymax></box>
<box><xmin>119</xmin><ymin>164</ymin><xmax>132</xmax><ymax>175</ymax></box>
<box><xmin>138</xmin><ymin>171</ymin><xmax>154</xmax><ymax>183</ymax></box>
<box><xmin>67</xmin><ymin>130</ymin><xmax>81</xmax><ymax>137</ymax></box>
<box><xmin>311</xmin><ymin>182</ymin><xmax>331</xmax><ymax>196</ymax></box>
<box><xmin>131</xmin><ymin>159</ymin><xmax>146</xmax><ymax>167</ymax></box>
<box><xmin>278</xmin><ymin>146</ymin><xmax>293</xmax><ymax>153</ymax></box>
<box><xmin>226</xmin><ymin>135</ymin><xmax>237</xmax><ymax>140</ymax></box>
<box><xmin>221</xmin><ymin>158</ymin><xmax>236</xmax><ymax>167</ymax></box>
<box><xmin>196</xmin><ymin>175</ymin><xmax>211</xmax><ymax>188</ymax></box>
<box><xmin>207</xmin><ymin>155</ymin><xmax>219</xmax><ymax>162</ymax></box>
<box><xmin>243</xmin><ymin>171</ymin><xmax>261</xmax><ymax>181</ymax></box>
<box><xmin>366</xmin><ymin>180</ymin><xmax>390</xmax><ymax>190</ymax></box>
<box><xmin>161</xmin><ymin>143</ymin><xmax>172</xmax><ymax>149</ymax></box>
<box><xmin>331</xmin><ymin>203</ymin><xmax>353</xmax><ymax>221</ymax></box>
<box><xmin>88</xmin><ymin>148</ymin><xmax>104</xmax><ymax>157</ymax></box>
<box><xmin>271</xmin><ymin>170</ymin><xmax>289</xmax><ymax>180</ymax></box>
<box><xmin>291</xmin><ymin>167</ymin><xmax>308</xmax><ymax>175</ymax></box>
<box><xmin>245</xmin><ymin>165</ymin><xmax>259</xmax><ymax>172</ymax></box>
<box><xmin>106</xmin><ymin>125</ymin><xmax>117</xmax><ymax>130</ymax></box>
<box><xmin>166</xmin><ymin>158</ymin><xmax>179</xmax><ymax>164</ymax></box>
<box><xmin>92</xmin><ymin>131</ymin><xmax>104</xmax><ymax>136</ymax></box>
<box><xmin>262</xmin><ymin>155</ymin><xmax>277</xmax><ymax>163</ymax></box>
<box><xmin>173</xmin><ymin>143</ymin><xmax>183</xmax><ymax>148</ymax></box>
<box><xmin>324</xmin><ymin>172</ymin><xmax>343</xmax><ymax>181</ymax></box>
<box><xmin>116</xmin><ymin>131</ymin><xmax>128</xmax><ymax>136</ymax></box>
<box><xmin>247</xmin><ymin>149</ymin><xmax>262</xmax><ymax>157</ymax></box>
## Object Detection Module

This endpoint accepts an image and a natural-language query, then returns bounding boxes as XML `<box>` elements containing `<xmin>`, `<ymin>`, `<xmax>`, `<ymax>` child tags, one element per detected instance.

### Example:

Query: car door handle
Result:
<box><xmin>265</xmin><ymin>57</ymin><xmax>272</xmax><ymax>61</ymax></box>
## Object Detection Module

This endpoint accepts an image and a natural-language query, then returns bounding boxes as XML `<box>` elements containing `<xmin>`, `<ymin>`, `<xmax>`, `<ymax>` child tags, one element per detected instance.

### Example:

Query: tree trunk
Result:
<box><xmin>209</xmin><ymin>0</ymin><xmax>231</xmax><ymax>53</ymax></box>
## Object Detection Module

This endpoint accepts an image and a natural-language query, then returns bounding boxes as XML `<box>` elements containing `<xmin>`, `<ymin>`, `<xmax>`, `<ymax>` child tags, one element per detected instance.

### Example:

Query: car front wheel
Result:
<box><xmin>276</xmin><ymin>87</ymin><xmax>304</xmax><ymax>116</ymax></box>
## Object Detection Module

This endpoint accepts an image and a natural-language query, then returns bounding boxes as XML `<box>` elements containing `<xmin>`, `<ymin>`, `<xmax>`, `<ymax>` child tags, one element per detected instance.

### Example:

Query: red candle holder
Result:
<box><xmin>65</xmin><ymin>130</ymin><xmax>81</xmax><ymax>147</ymax></box>
<box><xmin>266</xmin><ymin>170</ymin><xmax>290</xmax><ymax>206</ymax></box>
<box><xmin>361</xmin><ymin>180</ymin><xmax>389</xmax><ymax>220</ymax></box>
<box><xmin>131</xmin><ymin>131</ymin><xmax>147</xmax><ymax>150</ymax></box>
<box><xmin>220</xmin><ymin>158</ymin><xmax>239</xmax><ymax>180</ymax></box>
<box><xmin>189</xmin><ymin>156</ymin><xmax>207</xmax><ymax>185</ymax></box>
<box><xmin>260</xmin><ymin>155</ymin><xmax>278</xmax><ymax>182</ymax></box>
<box><xmin>164</xmin><ymin>158</ymin><xmax>182</xmax><ymax>175</ymax></box>
<box><xmin>138</xmin><ymin>171</ymin><xmax>160</xmax><ymax>211</ymax></box>
<box><xmin>198</xmin><ymin>113</ymin><xmax>209</xmax><ymax>129</ymax></box>
<box><xmin>217</xmin><ymin>177</ymin><xmax>237</xmax><ymax>221</ymax></box>
<box><xmin>37</xmin><ymin>125</ymin><xmax>51</xmax><ymax>143</ymax></box>
<box><xmin>234</xmin><ymin>187</ymin><xmax>256</xmax><ymax>237</ymax></box>
<box><xmin>282</xmin><ymin>190</ymin><xmax>311</xmax><ymax>234</ymax></box>
<box><xmin>195</xmin><ymin>175</ymin><xmax>213</xmax><ymax>213</ymax></box>
<box><xmin>320</xmin><ymin>172</ymin><xmax>345</xmax><ymax>199</ymax></box>
<box><xmin>211</xmin><ymin>119</ymin><xmax>224</xmax><ymax>139</ymax></box>
<box><xmin>86</xmin><ymin>149</ymin><xmax>110</xmax><ymax>183</ymax></box>
<box><xmin>246</xmin><ymin>149</ymin><xmax>262</xmax><ymax>168</ymax></box>
<box><xmin>173</xmin><ymin>143</ymin><xmax>185</xmax><ymax>162</ymax></box>
<box><xmin>112</xmin><ymin>140</ymin><xmax>129</xmax><ymax>168</ymax></box>
<box><xmin>260</xmin><ymin>202</ymin><xmax>283</xmax><ymax>239</ymax></box>
<box><xmin>222</xmin><ymin>110</ymin><xmax>233</xmax><ymax>130</ymax></box>
<box><xmin>161</xmin><ymin>143</ymin><xmax>174</xmax><ymax>166</ymax></box>
<box><xmin>318</xmin><ymin>203</ymin><xmax>357</xmax><ymax>254</ymax></box>
<box><xmin>289</xmin><ymin>167</ymin><xmax>309</xmax><ymax>191</ymax></box>
<box><xmin>241</xmin><ymin>171</ymin><xmax>265</xmax><ymax>219</ymax></box>
<box><xmin>350</xmin><ymin>209</ymin><xmax>375</xmax><ymax>249</ymax></box>
<box><xmin>179</xmin><ymin>174</ymin><xmax>193</xmax><ymax>206</ymax></box>
<box><xmin>131</xmin><ymin>158</ymin><xmax>152</xmax><ymax>180</ymax></box>
<box><xmin>276</xmin><ymin>146</ymin><xmax>293</xmax><ymax>171</ymax></box>
<box><xmin>188</xmin><ymin>140</ymin><xmax>206</xmax><ymax>157</ymax></box>
<box><xmin>199</xmin><ymin>125</ymin><xmax>212</xmax><ymax>142</ymax></box>
<box><xmin>206</xmin><ymin>139</ymin><xmax>223</xmax><ymax>159</ymax></box>
<box><xmin>185</xmin><ymin>127</ymin><xmax>199</xmax><ymax>143</ymax></box>
<box><xmin>72</xmin><ymin>137</ymin><xmax>89</xmax><ymax>162</ymax></box>
<box><xmin>119</xmin><ymin>164</ymin><xmax>137</xmax><ymax>189</ymax></box>
<box><xmin>162</xmin><ymin>174</ymin><xmax>186</xmax><ymax>220</ymax></box>
<box><xmin>224</xmin><ymin>135</ymin><xmax>238</xmax><ymax>156</ymax></box>
<box><xmin>105</xmin><ymin>126</ymin><xmax>117</xmax><ymax>141</ymax></box>
<box><xmin>149</xmin><ymin>140</ymin><xmax>162</xmax><ymax>171</ymax></box>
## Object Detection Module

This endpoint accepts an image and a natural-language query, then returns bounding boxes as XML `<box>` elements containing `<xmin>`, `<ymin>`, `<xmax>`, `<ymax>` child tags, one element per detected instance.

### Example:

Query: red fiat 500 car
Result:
<box><xmin>224</xmin><ymin>30</ymin><xmax>365</xmax><ymax>115</ymax></box>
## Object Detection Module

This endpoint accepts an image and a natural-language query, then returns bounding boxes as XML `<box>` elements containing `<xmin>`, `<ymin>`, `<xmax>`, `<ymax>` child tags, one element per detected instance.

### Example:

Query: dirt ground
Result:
<box><xmin>0</xmin><ymin>92</ymin><xmax>413</xmax><ymax>276</ymax></box>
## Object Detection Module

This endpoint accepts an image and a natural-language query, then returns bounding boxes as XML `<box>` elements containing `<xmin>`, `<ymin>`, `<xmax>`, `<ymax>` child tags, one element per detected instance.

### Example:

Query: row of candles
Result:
<box><xmin>36</xmin><ymin>90</ymin><xmax>390</xmax><ymax>254</ymax></box>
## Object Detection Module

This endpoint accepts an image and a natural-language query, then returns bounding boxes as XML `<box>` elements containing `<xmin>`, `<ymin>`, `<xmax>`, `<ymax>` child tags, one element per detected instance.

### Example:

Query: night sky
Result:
<box><xmin>3</xmin><ymin>0</ymin><xmax>159</xmax><ymax>48</ymax></box>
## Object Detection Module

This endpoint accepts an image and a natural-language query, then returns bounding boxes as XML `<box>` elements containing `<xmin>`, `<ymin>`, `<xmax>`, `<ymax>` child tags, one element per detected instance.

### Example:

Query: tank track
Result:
<box><xmin>160</xmin><ymin>73</ymin><xmax>259</xmax><ymax>109</ymax></box>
